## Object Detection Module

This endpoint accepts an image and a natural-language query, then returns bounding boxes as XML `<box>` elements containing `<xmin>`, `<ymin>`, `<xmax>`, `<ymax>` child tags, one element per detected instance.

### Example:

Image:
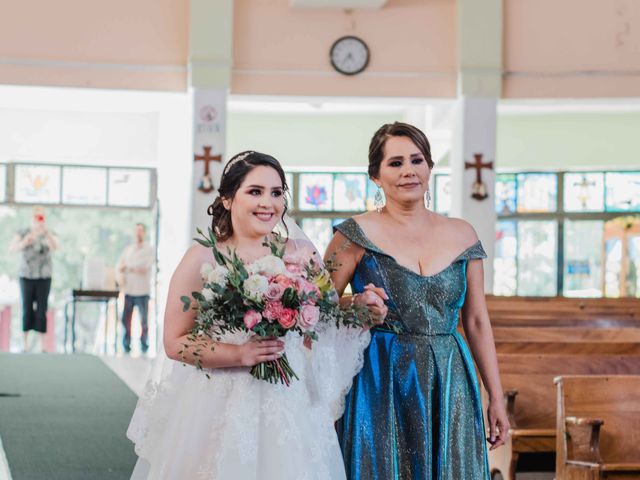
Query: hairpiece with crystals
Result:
<box><xmin>222</xmin><ymin>151</ymin><xmax>254</xmax><ymax>177</ymax></box>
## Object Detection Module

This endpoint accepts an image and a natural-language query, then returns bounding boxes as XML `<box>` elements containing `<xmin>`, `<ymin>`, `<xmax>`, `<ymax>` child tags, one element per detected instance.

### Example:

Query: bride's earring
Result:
<box><xmin>425</xmin><ymin>188</ymin><xmax>431</xmax><ymax>209</ymax></box>
<box><xmin>374</xmin><ymin>186</ymin><xmax>385</xmax><ymax>213</ymax></box>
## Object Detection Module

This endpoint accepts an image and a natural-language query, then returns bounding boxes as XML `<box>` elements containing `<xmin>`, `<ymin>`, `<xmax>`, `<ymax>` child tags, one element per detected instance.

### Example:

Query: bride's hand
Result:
<box><xmin>237</xmin><ymin>336</ymin><xmax>285</xmax><ymax>367</ymax></box>
<box><xmin>355</xmin><ymin>284</ymin><xmax>389</xmax><ymax>324</ymax></box>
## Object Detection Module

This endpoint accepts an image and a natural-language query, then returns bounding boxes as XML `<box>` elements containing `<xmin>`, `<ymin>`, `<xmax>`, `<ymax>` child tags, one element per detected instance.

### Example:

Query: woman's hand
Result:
<box><xmin>355</xmin><ymin>283</ymin><xmax>389</xmax><ymax>324</ymax></box>
<box><xmin>237</xmin><ymin>336</ymin><xmax>285</xmax><ymax>367</ymax></box>
<box><xmin>486</xmin><ymin>397</ymin><xmax>510</xmax><ymax>450</ymax></box>
<box><xmin>22</xmin><ymin>232</ymin><xmax>35</xmax><ymax>247</ymax></box>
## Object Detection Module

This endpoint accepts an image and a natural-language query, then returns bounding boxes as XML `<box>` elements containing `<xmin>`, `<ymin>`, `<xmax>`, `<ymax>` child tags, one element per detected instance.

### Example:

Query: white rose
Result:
<box><xmin>207</xmin><ymin>265</ymin><xmax>229</xmax><ymax>286</ymax></box>
<box><xmin>243</xmin><ymin>274</ymin><xmax>269</xmax><ymax>299</ymax></box>
<box><xmin>250</xmin><ymin>255</ymin><xmax>286</xmax><ymax>276</ymax></box>
<box><xmin>201</xmin><ymin>287</ymin><xmax>215</xmax><ymax>301</ymax></box>
<box><xmin>200</xmin><ymin>262</ymin><xmax>214</xmax><ymax>281</ymax></box>
<box><xmin>258</xmin><ymin>255</ymin><xmax>287</xmax><ymax>277</ymax></box>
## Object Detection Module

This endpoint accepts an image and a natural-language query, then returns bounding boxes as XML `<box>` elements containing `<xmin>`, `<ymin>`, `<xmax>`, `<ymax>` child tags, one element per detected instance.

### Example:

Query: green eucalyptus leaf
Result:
<box><xmin>181</xmin><ymin>296</ymin><xmax>192</xmax><ymax>312</ymax></box>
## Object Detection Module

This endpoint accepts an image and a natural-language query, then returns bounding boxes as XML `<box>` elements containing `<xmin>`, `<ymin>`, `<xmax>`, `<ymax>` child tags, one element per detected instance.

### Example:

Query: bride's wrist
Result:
<box><xmin>232</xmin><ymin>344</ymin><xmax>245</xmax><ymax>367</ymax></box>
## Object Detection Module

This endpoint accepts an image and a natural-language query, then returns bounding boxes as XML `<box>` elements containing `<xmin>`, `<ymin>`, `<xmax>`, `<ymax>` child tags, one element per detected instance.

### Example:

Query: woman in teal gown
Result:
<box><xmin>326</xmin><ymin>122</ymin><xmax>509</xmax><ymax>480</ymax></box>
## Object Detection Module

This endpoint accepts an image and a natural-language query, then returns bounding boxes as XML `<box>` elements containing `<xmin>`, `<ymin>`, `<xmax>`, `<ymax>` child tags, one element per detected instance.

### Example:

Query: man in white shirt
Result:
<box><xmin>116</xmin><ymin>223</ymin><xmax>154</xmax><ymax>353</ymax></box>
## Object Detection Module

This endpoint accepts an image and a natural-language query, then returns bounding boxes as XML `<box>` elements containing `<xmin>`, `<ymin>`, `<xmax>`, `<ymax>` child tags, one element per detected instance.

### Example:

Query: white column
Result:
<box><xmin>450</xmin><ymin>97</ymin><xmax>497</xmax><ymax>291</ymax></box>
<box><xmin>450</xmin><ymin>0</ymin><xmax>502</xmax><ymax>292</ymax></box>
<box><xmin>188</xmin><ymin>0</ymin><xmax>233</xmax><ymax>235</ymax></box>
<box><xmin>191</xmin><ymin>89</ymin><xmax>227</xmax><ymax>233</ymax></box>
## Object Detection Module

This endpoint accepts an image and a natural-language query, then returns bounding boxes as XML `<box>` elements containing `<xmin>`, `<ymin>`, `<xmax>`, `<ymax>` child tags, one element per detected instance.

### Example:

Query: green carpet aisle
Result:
<box><xmin>0</xmin><ymin>354</ymin><xmax>138</xmax><ymax>480</ymax></box>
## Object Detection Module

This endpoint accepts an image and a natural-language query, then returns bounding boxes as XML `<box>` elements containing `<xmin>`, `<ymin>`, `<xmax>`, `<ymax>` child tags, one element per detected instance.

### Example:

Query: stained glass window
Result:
<box><xmin>15</xmin><ymin>164</ymin><xmax>61</xmax><ymax>204</ymax></box>
<box><xmin>434</xmin><ymin>174</ymin><xmax>451</xmax><ymax>215</ymax></box>
<box><xmin>517</xmin><ymin>220</ymin><xmax>558</xmax><ymax>296</ymax></box>
<box><xmin>563</xmin><ymin>220</ymin><xmax>604</xmax><ymax>297</ymax></box>
<box><xmin>300</xmin><ymin>218</ymin><xmax>333</xmax><ymax>256</ymax></box>
<box><xmin>62</xmin><ymin>166</ymin><xmax>107</xmax><ymax>205</ymax></box>
<box><xmin>495</xmin><ymin>174</ymin><xmax>516</xmax><ymax>215</ymax></box>
<box><xmin>365</xmin><ymin>178</ymin><xmax>378</xmax><ymax>212</ymax></box>
<box><xmin>564</xmin><ymin>173</ymin><xmax>604</xmax><ymax>212</ymax></box>
<box><xmin>516</xmin><ymin>173</ymin><xmax>557</xmax><ymax>213</ymax></box>
<box><xmin>285</xmin><ymin>172</ymin><xmax>294</xmax><ymax>193</ymax></box>
<box><xmin>605</xmin><ymin>172</ymin><xmax>640</xmax><ymax>212</ymax></box>
<box><xmin>0</xmin><ymin>164</ymin><xmax>6</xmax><ymax>203</ymax></box>
<box><xmin>628</xmin><ymin>236</ymin><xmax>640</xmax><ymax>298</ymax></box>
<box><xmin>333</xmin><ymin>173</ymin><xmax>366</xmax><ymax>211</ymax></box>
<box><xmin>493</xmin><ymin>220</ymin><xmax>517</xmax><ymax>295</ymax></box>
<box><xmin>604</xmin><ymin>238</ymin><xmax>622</xmax><ymax>298</ymax></box>
<box><xmin>285</xmin><ymin>172</ymin><xmax>294</xmax><ymax>208</ymax></box>
<box><xmin>108</xmin><ymin>168</ymin><xmax>151</xmax><ymax>207</ymax></box>
<box><xmin>298</xmin><ymin>174</ymin><xmax>333</xmax><ymax>211</ymax></box>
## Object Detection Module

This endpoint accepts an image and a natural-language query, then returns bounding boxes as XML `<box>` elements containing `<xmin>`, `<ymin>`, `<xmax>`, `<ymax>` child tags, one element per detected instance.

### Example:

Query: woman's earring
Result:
<box><xmin>374</xmin><ymin>187</ymin><xmax>385</xmax><ymax>213</ymax></box>
<box><xmin>425</xmin><ymin>188</ymin><xmax>431</xmax><ymax>209</ymax></box>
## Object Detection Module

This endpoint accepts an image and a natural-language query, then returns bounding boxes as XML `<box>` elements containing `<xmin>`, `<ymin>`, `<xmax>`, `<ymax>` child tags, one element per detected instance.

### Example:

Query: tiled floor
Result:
<box><xmin>100</xmin><ymin>353</ymin><xmax>153</xmax><ymax>397</ymax></box>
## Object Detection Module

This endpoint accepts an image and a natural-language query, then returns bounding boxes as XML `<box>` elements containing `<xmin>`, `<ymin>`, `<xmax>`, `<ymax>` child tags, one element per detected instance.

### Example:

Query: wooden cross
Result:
<box><xmin>194</xmin><ymin>146</ymin><xmax>222</xmax><ymax>193</ymax></box>
<box><xmin>464</xmin><ymin>153</ymin><xmax>493</xmax><ymax>201</ymax></box>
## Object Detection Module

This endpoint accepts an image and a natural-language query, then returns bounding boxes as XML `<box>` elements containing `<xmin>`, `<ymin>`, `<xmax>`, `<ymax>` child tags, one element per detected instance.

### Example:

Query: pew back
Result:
<box><xmin>555</xmin><ymin>375</ymin><xmax>640</xmax><ymax>465</ymax></box>
<box><xmin>498</xmin><ymin>355</ymin><xmax>640</xmax><ymax>432</ymax></box>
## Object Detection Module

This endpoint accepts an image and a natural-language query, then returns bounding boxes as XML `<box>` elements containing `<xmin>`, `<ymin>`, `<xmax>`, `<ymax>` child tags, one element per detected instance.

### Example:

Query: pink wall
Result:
<box><xmin>2</xmin><ymin>0</ymin><xmax>639</xmax><ymax>98</ymax></box>
<box><xmin>503</xmin><ymin>0</ymin><xmax>640</xmax><ymax>98</ymax></box>
<box><xmin>231</xmin><ymin>0</ymin><xmax>457</xmax><ymax>97</ymax></box>
<box><xmin>0</xmin><ymin>0</ymin><xmax>188</xmax><ymax>91</ymax></box>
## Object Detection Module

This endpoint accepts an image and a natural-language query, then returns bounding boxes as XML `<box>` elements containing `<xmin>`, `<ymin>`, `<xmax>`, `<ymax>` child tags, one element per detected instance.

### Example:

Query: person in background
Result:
<box><xmin>116</xmin><ymin>223</ymin><xmax>154</xmax><ymax>353</ymax></box>
<box><xmin>9</xmin><ymin>206</ymin><xmax>58</xmax><ymax>353</ymax></box>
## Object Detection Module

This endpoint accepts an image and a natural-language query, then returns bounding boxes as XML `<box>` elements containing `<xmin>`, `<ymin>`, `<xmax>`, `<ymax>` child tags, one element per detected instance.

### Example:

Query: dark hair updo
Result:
<box><xmin>368</xmin><ymin>122</ymin><xmax>434</xmax><ymax>179</ymax></box>
<box><xmin>207</xmin><ymin>151</ymin><xmax>289</xmax><ymax>241</ymax></box>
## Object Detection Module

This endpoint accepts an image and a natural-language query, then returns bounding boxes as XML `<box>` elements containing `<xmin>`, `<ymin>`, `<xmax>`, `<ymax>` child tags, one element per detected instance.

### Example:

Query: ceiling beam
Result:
<box><xmin>290</xmin><ymin>0</ymin><xmax>387</xmax><ymax>9</ymax></box>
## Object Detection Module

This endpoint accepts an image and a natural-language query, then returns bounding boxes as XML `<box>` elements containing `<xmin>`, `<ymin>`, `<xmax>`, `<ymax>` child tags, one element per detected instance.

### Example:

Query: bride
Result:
<box><xmin>127</xmin><ymin>151</ymin><xmax>387</xmax><ymax>479</ymax></box>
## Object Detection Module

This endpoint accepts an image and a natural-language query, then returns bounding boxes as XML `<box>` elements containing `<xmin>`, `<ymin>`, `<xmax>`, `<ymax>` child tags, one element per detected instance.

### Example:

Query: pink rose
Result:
<box><xmin>262</xmin><ymin>301</ymin><xmax>284</xmax><ymax>322</ymax></box>
<box><xmin>273</xmin><ymin>274</ymin><xmax>295</xmax><ymax>290</ymax></box>
<box><xmin>283</xmin><ymin>247</ymin><xmax>315</xmax><ymax>266</ymax></box>
<box><xmin>297</xmin><ymin>278</ymin><xmax>320</xmax><ymax>304</ymax></box>
<box><xmin>277</xmin><ymin>308</ymin><xmax>298</xmax><ymax>329</ymax></box>
<box><xmin>265</xmin><ymin>282</ymin><xmax>285</xmax><ymax>302</ymax></box>
<box><xmin>285</xmin><ymin>263</ymin><xmax>304</xmax><ymax>277</ymax></box>
<box><xmin>298</xmin><ymin>305</ymin><xmax>320</xmax><ymax>331</ymax></box>
<box><xmin>243</xmin><ymin>310</ymin><xmax>261</xmax><ymax>330</ymax></box>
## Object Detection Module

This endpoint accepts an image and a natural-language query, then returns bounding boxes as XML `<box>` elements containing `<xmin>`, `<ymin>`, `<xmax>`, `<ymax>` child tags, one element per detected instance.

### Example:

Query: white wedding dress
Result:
<box><xmin>127</xmin><ymin>292</ymin><xmax>370</xmax><ymax>479</ymax></box>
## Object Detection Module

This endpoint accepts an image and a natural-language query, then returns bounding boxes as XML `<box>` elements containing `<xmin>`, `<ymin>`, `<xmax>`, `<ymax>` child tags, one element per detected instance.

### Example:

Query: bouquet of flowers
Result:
<box><xmin>181</xmin><ymin>228</ymin><xmax>372</xmax><ymax>385</ymax></box>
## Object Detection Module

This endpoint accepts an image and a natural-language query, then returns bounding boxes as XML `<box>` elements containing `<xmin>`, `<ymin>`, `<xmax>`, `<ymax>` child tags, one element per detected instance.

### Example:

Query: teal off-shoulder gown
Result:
<box><xmin>335</xmin><ymin>218</ymin><xmax>491</xmax><ymax>480</ymax></box>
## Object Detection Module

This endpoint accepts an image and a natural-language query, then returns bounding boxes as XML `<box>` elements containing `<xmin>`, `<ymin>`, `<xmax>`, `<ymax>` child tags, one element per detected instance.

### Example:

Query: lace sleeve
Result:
<box><xmin>307</xmin><ymin>322</ymin><xmax>370</xmax><ymax>421</ymax></box>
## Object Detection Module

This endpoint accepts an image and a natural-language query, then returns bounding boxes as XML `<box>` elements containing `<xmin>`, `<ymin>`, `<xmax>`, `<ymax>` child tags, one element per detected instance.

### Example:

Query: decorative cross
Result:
<box><xmin>465</xmin><ymin>153</ymin><xmax>493</xmax><ymax>201</ymax></box>
<box><xmin>573</xmin><ymin>175</ymin><xmax>596</xmax><ymax>209</ymax></box>
<box><xmin>194</xmin><ymin>146</ymin><xmax>222</xmax><ymax>193</ymax></box>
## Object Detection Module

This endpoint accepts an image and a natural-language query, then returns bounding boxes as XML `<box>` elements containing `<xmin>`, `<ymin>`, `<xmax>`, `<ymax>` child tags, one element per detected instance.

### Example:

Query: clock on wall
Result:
<box><xmin>329</xmin><ymin>36</ymin><xmax>370</xmax><ymax>76</ymax></box>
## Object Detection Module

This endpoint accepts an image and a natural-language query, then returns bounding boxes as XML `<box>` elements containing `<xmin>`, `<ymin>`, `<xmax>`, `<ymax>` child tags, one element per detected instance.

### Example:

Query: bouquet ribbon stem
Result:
<box><xmin>250</xmin><ymin>352</ymin><xmax>299</xmax><ymax>386</ymax></box>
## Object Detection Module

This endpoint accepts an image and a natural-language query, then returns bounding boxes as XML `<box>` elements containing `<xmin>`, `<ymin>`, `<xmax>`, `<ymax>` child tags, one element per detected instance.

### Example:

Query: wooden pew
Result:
<box><xmin>495</xmin><ymin>342</ymin><xmax>640</xmax><ymax>355</ymax></box>
<box><xmin>486</xmin><ymin>296</ymin><xmax>640</xmax><ymax>316</ymax></box>
<box><xmin>554</xmin><ymin>375</ymin><xmax>640</xmax><ymax>480</ymax></box>
<box><xmin>492</xmin><ymin>326</ymin><xmax>640</xmax><ymax>354</ymax></box>
<box><xmin>486</xmin><ymin>354</ymin><xmax>640</xmax><ymax>480</ymax></box>
<box><xmin>491</xmin><ymin>317</ymin><xmax>640</xmax><ymax>328</ymax></box>
<box><xmin>492</xmin><ymin>327</ymin><xmax>640</xmax><ymax>343</ymax></box>
<box><xmin>486</xmin><ymin>296</ymin><xmax>640</xmax><ymax>327</ymax></box>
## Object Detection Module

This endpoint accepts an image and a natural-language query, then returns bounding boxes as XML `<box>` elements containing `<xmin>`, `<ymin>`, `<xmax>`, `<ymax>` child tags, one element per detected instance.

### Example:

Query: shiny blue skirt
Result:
<box><xmin>338</xmin><ymin>329</ymin><xmax>490</xmax><ymax>480</ymax></box>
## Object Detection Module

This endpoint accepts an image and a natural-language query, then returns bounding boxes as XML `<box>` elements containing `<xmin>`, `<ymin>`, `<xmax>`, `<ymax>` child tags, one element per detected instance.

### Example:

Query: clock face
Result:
<box><xmin>330</xmin><ymin>36</ymin><xmax>370</xmax><ymax>76</ymax></box>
